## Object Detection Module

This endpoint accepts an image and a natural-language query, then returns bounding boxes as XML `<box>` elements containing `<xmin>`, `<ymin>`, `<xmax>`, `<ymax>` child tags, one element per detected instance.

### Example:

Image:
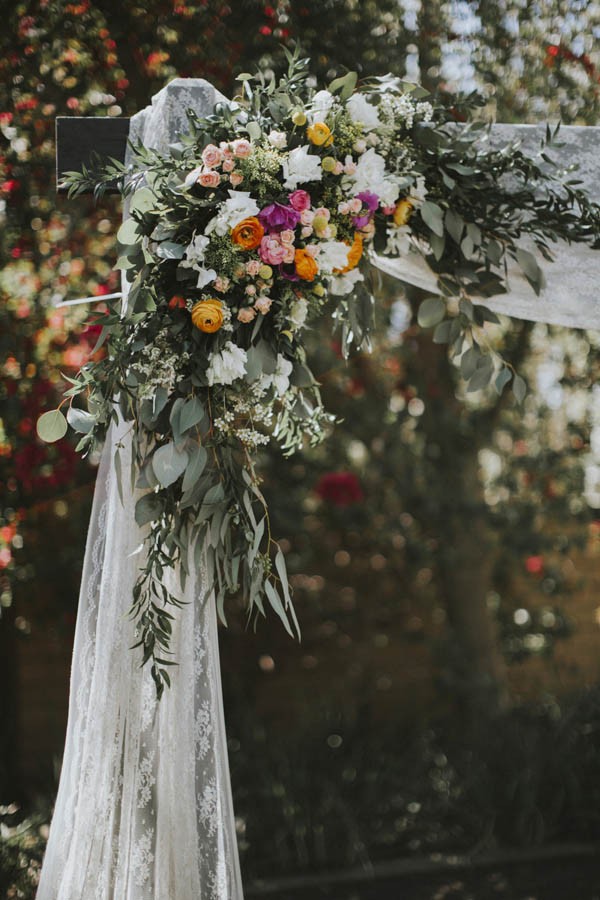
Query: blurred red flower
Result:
<box><xmin>315</xmin><ymin>472</ymin><xmax>364</xmax><ymax>507</ymax></box>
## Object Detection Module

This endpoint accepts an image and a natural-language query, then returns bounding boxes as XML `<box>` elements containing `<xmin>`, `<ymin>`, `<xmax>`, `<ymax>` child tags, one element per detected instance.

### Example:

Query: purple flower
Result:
<box><xmin>259</xmin><ymin>202</ymin><xmax>301</xmax><ymax>233</ymax></box>
<box><xmin>352</xmin><ymin>191</ymin><xmax>379</xmax><ymax>228</ymax></box>
<box><xmin>356</xmin><ymin>191</ymin><xmax>379</xmax><ymax>212</ymax></box>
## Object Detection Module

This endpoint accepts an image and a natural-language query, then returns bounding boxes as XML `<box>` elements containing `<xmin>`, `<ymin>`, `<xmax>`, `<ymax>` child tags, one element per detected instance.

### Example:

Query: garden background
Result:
<box><xmin>2</xmin><ymin>1</ymin><xmax>600</xmax><ymax>897</ymax></box>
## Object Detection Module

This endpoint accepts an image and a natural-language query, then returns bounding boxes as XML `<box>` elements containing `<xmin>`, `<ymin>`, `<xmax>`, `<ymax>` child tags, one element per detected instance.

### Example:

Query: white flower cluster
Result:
<box><xmin>213</xmin><ymin>383</ymin><xmax>274</xmax><ymax>449</ymax></box>
<box><xmin>133</xmin><ymin>331</ymin><xmax>190</xmax><ymax>400</ymax></box>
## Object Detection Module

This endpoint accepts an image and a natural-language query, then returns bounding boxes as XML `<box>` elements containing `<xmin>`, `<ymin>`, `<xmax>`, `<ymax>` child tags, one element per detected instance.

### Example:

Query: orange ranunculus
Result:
<box><xmin>306</xmin><ymin>122</ymin><xmax>333</xmax><ymax>147</ymax></box>
<box><xmin>335</xmin><ymin>232</ymin><xmax>364</xmax><ymax>274</ymax></box>
<box><xmin>191</xmin><ymin>298</ymin><xmax>224</xmax><ymax>333</ymax></box>
<box><xmin>393</xmin><ymin>198</ymin><xmax>414</xmax><ymax>227</ymax></box>
<box><xmin>294</xmin><ymin>248</ymin><xmax>319</xmax><ymax>281</ymax></box>
<box><xmin>231</xmin><ymin>216</ymin><xmax>264</xmax><ymax>250</ymax></box>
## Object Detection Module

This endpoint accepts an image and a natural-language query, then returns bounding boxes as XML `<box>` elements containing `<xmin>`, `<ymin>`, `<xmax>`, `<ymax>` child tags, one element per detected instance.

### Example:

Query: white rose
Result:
<box><xmin>205</xmin><ymin>190</ymin><xmax>260</xmax><ymax>235</ymax></box>
<box><xmin>307</xmin><ymin>89</ymin><xmax>335</xmax><ymax>124</ymax></box>
<box><xmin>346</xmin><ymin>94</ymin><xmax>381</xmax><ymax>132</ymax></box>
<box><xmin>317</xmin><ymin>240</ymin><xmax>350</xmax><ymax>274</ymax></box>
<box><xmin>282</xmin><ymin>146</ymin><xmax>323</xmax><ymax>190</ymax></box>
<box><xmin>289</xmin><ymin>297</ymin><xmax>308</xmax><ymax>329</ymax></box>
<box><xmin>268</xmin><ymin>130</ymin><xmax>287</xmax><ymax>149</ymax></box>
<box><xmin>206</xmin><ymin>341</ymin><xmax>247</xmax><ymax>386</ymax></box>
<box><xmin>328</xmin><ymin>268</ymin><xmax>364</xmax><ymax>296</ymax></box>
<box><xmin>344</xmin><ymin>148</ymin><xmax>400</xmax><ymax>208</ymax></box>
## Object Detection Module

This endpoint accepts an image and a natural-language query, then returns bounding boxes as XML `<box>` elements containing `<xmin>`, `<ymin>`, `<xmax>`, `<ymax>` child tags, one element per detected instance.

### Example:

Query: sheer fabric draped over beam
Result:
<box><xmin>36</xmin><ymin>79</ymin><xmax>245</xmax><ymax>900</ymax></box>
<box><xmin>373</xmin><ymin>124</ymin><xmax>600</xmax><ymax>330</ymax></box>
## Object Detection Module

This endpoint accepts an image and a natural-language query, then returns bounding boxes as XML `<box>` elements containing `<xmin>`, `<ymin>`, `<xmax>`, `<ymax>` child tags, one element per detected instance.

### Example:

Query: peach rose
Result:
<box><xmin>232</xmin><ymin>138</ymin><xmax>252</xmax><ymax>158</ymax></box>
<box><xmin>254</xmin><ymin>296</ymin><xmax>273</xmax><ymax>314</ymax></box>
<box><xmin>202</xmin><ymin>143</ymin><xmax>222</xmax><ymax>168</ymax></box>
<box><xmin>238</xmin><ymin>307</ymin><xmax>257</xmax><ymax>323</ymax></box>
<box><xmin>199</xmin><ymin>169</ymin><xmax>220</xmax><ymax>189</ymax></box>
<box><xmin>229</xmin><ymin>172</ymin><xmax>244</xmax><ymax>187</ymax></box>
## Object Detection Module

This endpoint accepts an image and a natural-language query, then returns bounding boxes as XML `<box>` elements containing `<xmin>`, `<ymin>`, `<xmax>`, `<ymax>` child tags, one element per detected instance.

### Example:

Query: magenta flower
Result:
<box><xmin>352</xmin><ymin>191</ymin><xmax>379</xmax><ymax>228</ymax></box>
<box><xmin>259</xmin><ymin>202</ymin><xmax>301</xmax><ymax>232</ymax></box>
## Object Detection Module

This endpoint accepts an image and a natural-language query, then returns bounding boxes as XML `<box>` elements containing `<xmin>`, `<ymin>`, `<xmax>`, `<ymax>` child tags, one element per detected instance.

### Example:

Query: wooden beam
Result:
<box><xmin>55</xmin><ymin>116</ymin><xmax>130</xmax><ymax>193</ymax></box>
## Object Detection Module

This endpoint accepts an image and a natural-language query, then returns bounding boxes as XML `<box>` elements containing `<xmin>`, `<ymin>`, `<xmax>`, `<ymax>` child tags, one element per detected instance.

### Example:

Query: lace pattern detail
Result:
<box><xmin>36</xmin><ymin>79</ymin><xmax>244</xmax><ymax>900</ymax></box>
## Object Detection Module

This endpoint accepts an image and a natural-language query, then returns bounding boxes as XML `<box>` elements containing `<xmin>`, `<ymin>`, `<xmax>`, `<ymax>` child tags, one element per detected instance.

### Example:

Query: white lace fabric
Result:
<box><xmin>37</xmin><ymin>80</ymin><xmax>244</xmax><ymax>900</ymax></box>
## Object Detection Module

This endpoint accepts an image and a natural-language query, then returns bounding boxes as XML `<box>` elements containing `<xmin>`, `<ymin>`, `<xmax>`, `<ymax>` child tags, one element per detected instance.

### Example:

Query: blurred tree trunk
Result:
<box><xmin>0</xmin><ymin>608</ymin><xmax>19</xmax><ymax>796</ymax></box>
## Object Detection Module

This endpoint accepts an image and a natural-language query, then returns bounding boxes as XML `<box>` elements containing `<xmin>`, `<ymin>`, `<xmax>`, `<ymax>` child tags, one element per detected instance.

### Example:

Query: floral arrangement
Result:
<box><xmin>38</xmin><ymin>52</ymin><xmax>600</xmax><ymax>695</ymax></box>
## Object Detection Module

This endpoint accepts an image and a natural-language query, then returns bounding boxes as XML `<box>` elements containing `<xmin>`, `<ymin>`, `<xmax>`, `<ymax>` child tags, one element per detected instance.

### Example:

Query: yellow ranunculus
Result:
<box><xmin>292</xmin><ymin>109</ymin><xmax>307</xmax><ymax>126</ymax></box>
<box><xmin>307</xmin><ymin>122</ymin><xmax>333</xmax><ymax>147</ymax></box>
<box><xmin>393</xmin><ymin>198</ymin><xmax>414</xmax><ymax>227</ymax></box>
<box><xmin>335</xmin><ymin>232</ymin><xmax>364</xmax><ymax>274</ymax></box>
<box><xmin>258</xmin><ymin>264</ymin><xmax>273</xmax><ymax>280</ymax></box>
<box><xmin>321</xmin><ymin>156</ymin><xmax>337</xmax><ymax>172</ymax></box>
<box><xmin>191</xmin><ymin>298</ymin><xmax>224</xmax><ymax>333</ymax></box>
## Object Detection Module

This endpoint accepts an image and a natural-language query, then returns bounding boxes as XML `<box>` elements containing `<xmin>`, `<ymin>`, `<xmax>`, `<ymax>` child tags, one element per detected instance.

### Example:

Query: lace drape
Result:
<box><xmin>37</xmin><ymin>80</ymin><xmax>244</xmax><ymax>900</ymax></box>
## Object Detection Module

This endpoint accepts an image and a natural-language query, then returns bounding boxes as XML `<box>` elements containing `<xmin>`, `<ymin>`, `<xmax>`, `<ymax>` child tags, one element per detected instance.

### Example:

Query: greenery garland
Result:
<box><xmin>38</xmin><ymin>50</ymin><xmax>600</xmax><ymax>696</ymax></box>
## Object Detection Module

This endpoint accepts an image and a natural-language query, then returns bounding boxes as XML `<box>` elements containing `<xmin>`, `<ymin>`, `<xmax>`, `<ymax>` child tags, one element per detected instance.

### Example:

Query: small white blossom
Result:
<box><xmin>282</xmin><ymin>146</ymin><xmax>323</xmax><ymax>190</ymax></box>
<box><xmin>196</xmin><ymin>267</ymin><xmax>217</xmax><ymax>289</ymax></box>
<box><xmin>180</xmin><ymin>234</ymin><xmax>210</xmax><ymax>267</ymax></box>
<box><xmin>184</xmin><ymin>165</ymin><xmax>203</xmax><ymax>188</ymax></box>
<box><xmin>206</xmin><ymin>342</ymin><xmax>247</xmax><ymax>386</ymax></box>
<box><xmin>346</xmin><ymin>93</ymin><xmax>381</xmax><ymax>132</ymax></box>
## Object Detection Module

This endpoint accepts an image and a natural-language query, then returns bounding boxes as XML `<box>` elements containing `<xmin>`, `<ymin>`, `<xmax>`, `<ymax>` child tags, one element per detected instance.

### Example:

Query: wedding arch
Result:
<box><xmin>36</xmin><ymin>67</ymin><xmax>600</xmax><ymax>899</ymax></box>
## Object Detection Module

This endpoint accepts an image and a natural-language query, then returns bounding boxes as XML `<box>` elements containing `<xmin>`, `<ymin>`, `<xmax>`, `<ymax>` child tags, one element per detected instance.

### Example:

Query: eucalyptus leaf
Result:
<box><xmin>37</xmin><ymin>409</ymin><xmax>68</xmax><ymax>443</ymax></box>
<box><xmin>66</xmin><ymin>407</ymin><xmax>95</xmax><ymax>434</ymax></box>
<box><xmin>417</xmin><ymin>296</ymin><xmax>446</xmax><ymax>328</ymax></box>
<box><xmin>134</xmin><ymin>493</ymin><xmax>165</xmax><ymax>527</ymax></box>
<box><xmin>181</xmin><ymin>443</ymin><xmax>208</xmax><ymax>493</ymax></box>
<box><xmin>421</xmin><ymin>201</ymin><xmax>444</xmax><ymax>237</ymax></box>
<box><xmin>152</xmin><ymin>442</ymin><xmax>189</xmax><ymax>488</ymax></box>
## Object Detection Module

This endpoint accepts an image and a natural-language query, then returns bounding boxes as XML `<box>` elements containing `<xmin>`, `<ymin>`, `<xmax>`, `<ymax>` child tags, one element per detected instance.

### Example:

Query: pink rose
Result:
<box><xmin>246</xmin><ymin>260</ymin><xmax>261</xmax><ymax>276</ymax></box>
<box><xmin>199</xmin><ymin>169</ymin><xmax>221</xmax><ymax>188</ymax></box>
<box><xmin>222</xmin><ymin>157</ymin><xmax>235</xmax><ymax>173</ymax></box>
<box><xmin>288</xmin><ymin>189</ymin><xmax>311</xmax><ymax>212</ymax></box>
<box><xmin>300</xmin><ymin>209</ymin><xmax>314</xmax><ymax>226</ymax></box>
<box><xmin>238</xmin><ymin>307</ymin><xmax>257</xmax><ymax>323</ymax></box>
<box><xmin>260</xmin><ymin>234</ymin><xmax>294</xmax><ymax>266</ymax></box>
<box><xmin>254</xmin><ymin>296</ymin><xmax>273</xmax><ymax>314</ymax></box>
<box><xmin>245</xmin><ymin>284</ymin><xmax>257</xmax><ymax>295</ymax></box>
<box><xmin>280</xmin><ymin>229</ymin><xmax>295</xmax><ymax>245</ymax></box>
<box><xmin>349</xmin><ymin>197</ymin><xmax>362</xmax><ymax>214</ymax></box>
<box><xmin>338</xmin><ymin>201</ymin><xmax>351</xmax><ymax>215</ymax></box>
<box><xmin>333</xmin><ymin>161</ymin><xmax>344</xmax><ymax>175</ymax></box>
<box><xmin>304</xmin><ymin>244</ymin><xmax>319</xmax><ymax>258</ymax></box>
<box><xmin>229</xmin><ymin>172</ymin><xmax>244</xmax><ymax>187</ymax></box>
<box><xmin>232</xmin><ymin>138</ymin><xmax>252</xmax><ymax>158</ymax></box>
<box><xmin>314</xmin><ymin>207</ymin><xmax>330</xmax><ymax>221</ymax></box>
<box><xmin>202</xmin><ymin>143</ymin><xmax>222</xmax><ymax>168</ymax></box>
<box><xmin>301</xmin><ymin>226</ymin><xmax>313</xmax><ymax>239</ymax></box>
<box><xmin>344</xmin><ymin>157</ymin><xmax>357</xmax><ymax>175</ymax></box>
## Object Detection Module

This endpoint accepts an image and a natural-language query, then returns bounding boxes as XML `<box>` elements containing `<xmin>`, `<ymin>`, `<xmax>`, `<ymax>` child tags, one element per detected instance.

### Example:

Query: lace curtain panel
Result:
<box><xmin>37</xmin><ymin>80</ymin><xmax>244</xmax><ymax>900</ymax></box>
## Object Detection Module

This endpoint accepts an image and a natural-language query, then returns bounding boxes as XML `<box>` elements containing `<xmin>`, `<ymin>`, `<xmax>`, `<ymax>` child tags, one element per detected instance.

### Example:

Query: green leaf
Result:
<box><xmin>460</xmin><ymin>346</ymin><xmax>480</xmax><ymax>379</ymax></box>
<box><xmin>328</xmin><ymin>71</ymin><xmax>358</xmax><ymax>100</ymax></box>
<box><xmin>181</xmin><ymin>444</ymin><xmax>208</xmax><ymax>493</ymax></box>
<box><xmin>179</xmin><ymin>395</ymin><xmax>205</xmax><ymax>433</ymax></box>
<box><xmin>129</xmin><ymin>186</ymin><xmax>155</xmax><ymax>214</ymax></box>
<box><xmin>134</xmin><ymin>493</ymin><xmax>165</xmax><ymax>527</ymax></box>
<box><xmin>513</xmin><ymin>374</ymin><xmax>527</xmax><ymax>404</ymax></box>
<box><xmin>432</xmin><ymin>320</ymin><xmax>452</xmax><ymax>344</ymax></box>
<box><xmin>445</xmin><ymin>209</ymin><xmax>464</xmax><ymax>244</ymax></box>
<box><xmin>156</xmin><ymin>241</ymin><xmax>185</xmax><ymax>260</ymax></box>
<box><xmin>117</xmin><ymin>217</ymin><xmax>142</xmax><ymax>246</ymax></box>
<box><xmin>152</xmin><ymin>442</ymin><xmax>189</xmax><ymax>488</ymax></box>
<box><xmin>421</xmin><ymin>201</ymin><xmax>444</xmax><ymax>237</ymax></box>
<box><xmin>265</xmin><ymin>581</ymin><xmax>294</xmax><ymax>637</ymax></box>
<box><xmin>66</xmin><ymin>407</ymin><xmax>94</xmax><ymax>434</ymax></box>
<box><xmin>495</xmin><ymin>367</ymin><xmax>512</xmax><ymax>394</ymax></box>
<box><xmin>36</xmin><ymin>409</ymin><xmax>68</xmax><ymax>443</ymax></box>
<box><xmin>466</xmin><ymin>357</ymin><xmax>493</xmax><ymax>392</ymax></box>
<box><xmin>417</xmin><ymin>296</ymin><xmax>446</xmax><ymax>328</ymax></box>
<box><xmin>516</xmin><ymin>248</ymin><xmax>543</xmax><ymax>294</ymax></box>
